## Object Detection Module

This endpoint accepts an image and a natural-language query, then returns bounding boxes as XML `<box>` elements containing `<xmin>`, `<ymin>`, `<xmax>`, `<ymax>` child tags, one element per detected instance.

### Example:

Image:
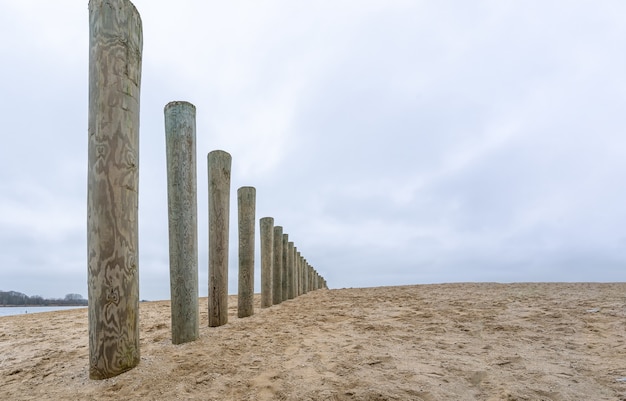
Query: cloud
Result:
<box><xmin>1</xmin><ymin>1</ymin><xmax>625</xmax><ymax>300</ymax></box>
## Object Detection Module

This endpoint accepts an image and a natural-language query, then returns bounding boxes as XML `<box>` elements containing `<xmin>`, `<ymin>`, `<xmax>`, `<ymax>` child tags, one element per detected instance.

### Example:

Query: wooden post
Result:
<box><xmin>300</xmin><ymin>255</ymin><xmax>305</xmax><ymax>295</ymax></box>
<box><xmin>301</xmin><ymin>257</ymin><xmax>308</xmax><ymax>294</ymax></box>
<box><xmin>260</xmin><ymin>217</ymin><xmax>274</xmax><ymax>308</ymax></box>
<box><xmin>287</xmin><ymin>242</ymin><xmax>295</xmax><ymax>299</ymax></box>
<box><xmin>294</xmin><ymin>248</ymin><xmax>300</xmax><ymax>296</ymax></box>
<box><xmin>293</xmin><ymin>246</ymin><xmax>299</xmax><ymax>297</ymax></box>
<box><xmin>300</xmin><ymin>256</ymin><xmax>305</xmax><ymax>295</ymax></box>
<box><xmin>292</xmin><ymin>245</ymin><xmax>297</xmax><ymax>297</ymax></box>
<box><xmin>88</xmin><ymin>0</ymin><xmax>142</xmax><ymax>380</ymax></box>
<box><xmin>272</xmin><ymin>226</ymin><xmax>283</xmax><ymax>305</ymax></box>
<box><xmin>281</xmin><ymin>234</ymin><xmax>289</xmax><ymax>301</ymax></box>
<box><xmin>237</xmin><ymin>187</ymin><xmax>256</xmax><ymax>318</ymax></box>
<box><xmin>295</xmin><ymin>250</ymin><xmax>301</xmax><ymax>297</ymax></box>
<box><xmin>304</xmin><ymin>260</ymin><xmax>309</xmax><ymax>294</ymax></box>
<box><xmin>164</xmin><ymin>101</ymin><xmax>198</xmax><ymax>344</ymax></box>
<box><xmin>208</xmin><ymin>150</ymin><xmax>231</xmax><ymax>327</ymax></box>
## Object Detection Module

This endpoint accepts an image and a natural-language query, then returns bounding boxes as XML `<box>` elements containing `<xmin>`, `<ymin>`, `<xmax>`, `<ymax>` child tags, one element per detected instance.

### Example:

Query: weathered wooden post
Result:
<box><xmin>302</xmin><ymin>260</ymin><xmax>307</xmax><ymax>294</ymax></box>
<box><xmin>294</xmin><ymin>246</ymin><xmax>299</xmax><ymax>297</ymax></box>
<box><xmin>272</xmin><ymin>226</ymin><xmax>283</xmax><ymax>305</ymax></box>
<box><xmin>164</xmin><ymin>101</ymin><xmax>198</xmax><ymax>344</ymax></box>
<box><xmin>303</xmin><ymin>259</ymin><xmax>309</xmax><ymax>294</ymax></box>
<box><xmin>306</xmin><ymin>262</ymin><xmax>309</xmax><ymax>292</ymax></box>
<box><xmin>300</xmin><ymin>255</ymin><xmax>305</xmax><ymax>295</ymax></box>
<box><xmin>294</xmin><ymin>249</ymin><xmax>299</xmax><ymax>297</ymax></box>
<box><xmin>237</xmin><ymin>187</ymin><xmax>256</xmax><ymax>318</ymax></box>
<box><xmin>287</xmin><ymin>242</ymin><xmax>295</xmax><ymax>299</ymax></box>
<box><xmin>208</xmin><ymin>150</ymin><xmax>231</xmax><ymax>327</ymax></box>
<box><xmin>294</xmin><ymin>247</ymin><xmax>300</xmax><ymax>297</ymax></box>
<box><xmin>260</xmin><ymin>217</ymin><xmax>274</xmax><ymax>308</ymax></box>
<box><xmin>88</xmin><ymin>0</ymin><xmax>142</xmax><ymax>380</ymax></box>
<box><xmin>282</xmin><ymin>234</ymin><xmax>289</xmax><ymax>301</ymax></box>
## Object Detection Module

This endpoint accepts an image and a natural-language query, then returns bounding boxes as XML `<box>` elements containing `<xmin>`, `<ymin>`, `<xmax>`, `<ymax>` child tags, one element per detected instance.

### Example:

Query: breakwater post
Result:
<box><xmin>260</xmin><ymin>217</ymin><xmax>274</xmax><ymax>308</ymax></box>
<box><xmin>208</xmin><ymin>150</ymin><xmax>231</xmax><ymax>327</ymax></box>
<box><xmin>164</xmin><ymin>101</ymin><xmax>198</xmax><ymax>344</ymax></box>
<box><xmin>296</xmin><ymin>250</ymin><xmax>302</xmax><ymax>296</ymax></box>
<box><xmin>272</xmin><ymin>226</ymin><xmax>283</xmax><ymax>305</ymax></box>
<box><xmin>300</xmin><ymin>255</ymin><xmax>305</xmax><ymax>295</ymax></box>
<box><xmin>237</xmin><ymin>187</ymin><xmax>256</xmax><ymax>318</ymax></box>
<box><xmin>282</xmin><ymin>233</ymin><xmax>289</xmax><ymax>301</ymax></box>
<box><xmin>87</xmin><ymin>0</ymin><xmax>142</xmax><ymax>380</ymax></box>
<box><xmin>287</xmin><ymin>242</ymin><xmax>295</xmax><ymax>299</ymax></box>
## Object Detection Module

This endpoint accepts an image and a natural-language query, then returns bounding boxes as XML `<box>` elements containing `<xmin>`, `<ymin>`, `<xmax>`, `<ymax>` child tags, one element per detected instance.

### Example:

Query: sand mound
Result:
<box><xmin>1</xmin><ymin>283</ymin><xmax>625</xmax><ymax>400</ymax></box>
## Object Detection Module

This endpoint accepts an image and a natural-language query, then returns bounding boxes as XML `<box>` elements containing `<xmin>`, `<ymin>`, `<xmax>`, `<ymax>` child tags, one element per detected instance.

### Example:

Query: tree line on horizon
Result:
<box><xmin>0</xmin><ymin>290</ymin><xmax>88</xmax><ymax>306</ymax></box>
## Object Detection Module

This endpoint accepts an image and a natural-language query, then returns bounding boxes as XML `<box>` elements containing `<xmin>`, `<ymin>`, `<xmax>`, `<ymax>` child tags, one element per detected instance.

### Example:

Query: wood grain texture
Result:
<box><xmin>208</xmin><ymin>150</ymin><xmax>231</xmax><ymax>327</ymax></box>
<box><xmin>259</xmin><ymin>217</ymin><xmax>274</xmax><ymax>308</ymax></box>
<box><xmin>87</xmin><ymin>0</ymin><xmax>142</xmax><ymax>380</ymax></box>
<box><xmin>237</xmin><ymin>187</ymin><xmax>256</xmax><ymax>318</ymax></box>
<box><xmin>272</xmin><ymin>226</ymin><xmax>283</xmax><ymax>305</ymax></box>
<box><xmin>164</xmin><ymin>101</ymin><xmax>198</xmax><ymax>344</ymax></box>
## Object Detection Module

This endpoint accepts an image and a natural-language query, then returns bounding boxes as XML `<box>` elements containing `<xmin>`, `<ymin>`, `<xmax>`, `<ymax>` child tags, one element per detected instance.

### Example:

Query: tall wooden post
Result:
<box><xmin>164</xmin><ymin>101</ymin><xmax>198</xmax><ymax>345</ymax></box>
<box><xmin>88</xmin><ymin>0</ymin><xmax>142</xmax><ymax>380</ymax></box>
<box><xmin>208</xmin><ymin>150</ymin><xmax>231</xmax><ymax>327</ymax></box>
<box><xmin>260</xmin><ymin>217</ymin><xmax>274</xmax><ymax>308</ymax></box>
<box><xmin>294</xmin><ymin>249</ymin><xmax>299</xmax><ymax>297</ymax></box>
<box><xmin>300</xmin><ymin>256</ymin><xmax>304</xmax><ymax>295</ymax></box>
<box><xmin>293</xmin><ymin>246</ymin><xmax>300</xmax><ymax>297</ymax></box>
<box><xmin>287</xmin><ymin>242</ymin><xmax>295</xmax><ymax>299</ymax></box>
<box><xmin>299</xmin><ymin>254</ymin><xmax>304</xmax><ymax>296</ymax></box>
<box><xmin>281</xmin><ymin>234</ymin><xmax>289</xmax><ymax>301</ymax></box>
<box><xmin>302</xmin><ymin>260</ymin><xmax>307</xmax><ymax>294</ymax></box>
<box><xmin>294</xmin><ymin>247</ymin><xmax>300</xmax><ymax>297</ymax></box>
<box><xmin>303</xmin><ymin>259</ymin><xmax>308</xmax><ymax>294</ymax></box>
<box><xmin>237</xmin><ymin>187</ymin><xmax>256</xmax><ymax>318</ymax></box>
<box><xmin>272</xmin><ymin>226</ymin><xmax>283</xmax><ymax>305</ymax></box>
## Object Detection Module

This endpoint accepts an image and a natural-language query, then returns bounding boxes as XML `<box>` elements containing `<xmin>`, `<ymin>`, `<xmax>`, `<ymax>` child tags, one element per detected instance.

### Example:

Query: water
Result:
<box><xmin>0</xmin><ymin>306</ymin><xmax>86</xmax><ymax>317</ymax></box>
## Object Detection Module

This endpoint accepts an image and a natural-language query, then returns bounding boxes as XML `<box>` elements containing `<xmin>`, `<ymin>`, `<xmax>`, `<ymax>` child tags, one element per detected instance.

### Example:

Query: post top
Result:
<box><xmin>208</xmin><ymin>149</ymin><xmax>232</xmax><ymax>160</ymax></box>
<box><xmin>164</xmin><ymin>101</ymin><xmax>196</xmax><ymax>111</ymax></box>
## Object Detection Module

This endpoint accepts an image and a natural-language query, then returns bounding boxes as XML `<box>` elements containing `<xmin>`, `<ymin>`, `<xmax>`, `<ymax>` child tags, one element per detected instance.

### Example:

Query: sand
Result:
<box><xmin>1</xmin><ymin>283</ymin><xmax>625</xmax><ymax>400</ymax></box>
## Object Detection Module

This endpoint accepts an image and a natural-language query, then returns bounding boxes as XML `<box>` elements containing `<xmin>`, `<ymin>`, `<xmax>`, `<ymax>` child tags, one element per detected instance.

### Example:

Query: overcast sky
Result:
<box><xmin>1</xmin><ymin>0</ymin><xmax>625</xmax><ymax>300</ymax></box>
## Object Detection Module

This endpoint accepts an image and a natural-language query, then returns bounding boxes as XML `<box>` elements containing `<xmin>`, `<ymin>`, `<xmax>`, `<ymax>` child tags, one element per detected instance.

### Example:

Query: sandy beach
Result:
<box><xmin>1</xmin><ymin>283</ymin><xmax>625</xmax><ymax>400</ymax></box>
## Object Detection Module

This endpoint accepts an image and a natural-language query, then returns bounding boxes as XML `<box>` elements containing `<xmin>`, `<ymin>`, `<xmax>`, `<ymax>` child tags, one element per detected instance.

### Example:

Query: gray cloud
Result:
<box><xmin>1</xmin><ymin>1</ymin><xmax>625</xmax><ymax>300</ymax></box>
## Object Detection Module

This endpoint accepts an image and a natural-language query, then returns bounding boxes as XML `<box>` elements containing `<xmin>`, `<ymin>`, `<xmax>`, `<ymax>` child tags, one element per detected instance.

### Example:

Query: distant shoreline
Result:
<box><xmin>0</xmin><ymin>305</ymin><xmax>87</xmax><ymax>318</ymax></box>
